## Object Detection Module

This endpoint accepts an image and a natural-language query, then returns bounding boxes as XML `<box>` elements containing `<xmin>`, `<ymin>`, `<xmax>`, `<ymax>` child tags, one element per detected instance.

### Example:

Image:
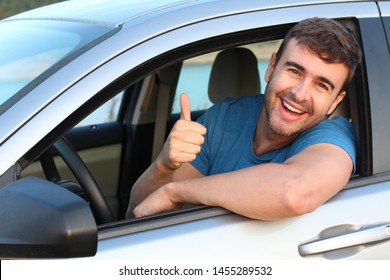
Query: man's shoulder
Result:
<box><xmin>292</xmin><ymin>116</ymin><xmax>357</xmax><ymax>173</ymax></box>
<box><xmin>311</xmin><ymin>116</ymin><xmax>354</xmax><ymax>132</ymax></box>
<box><xmin>293</xmin><ymin>116</ymin><xmax>356</xmax><ymax>151</ymax></box>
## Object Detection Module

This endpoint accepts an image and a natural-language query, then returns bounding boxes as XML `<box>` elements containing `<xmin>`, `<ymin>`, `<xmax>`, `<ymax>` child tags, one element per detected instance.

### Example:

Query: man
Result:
<box><xmin>126</xmin><ymin>17</ymin><xmax>362</xmax><ymax>220</ymax></box>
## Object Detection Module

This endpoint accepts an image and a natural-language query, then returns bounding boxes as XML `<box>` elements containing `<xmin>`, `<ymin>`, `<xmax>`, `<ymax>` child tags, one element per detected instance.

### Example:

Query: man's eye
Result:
<box><xmin>289</xmin><ymin>68</ymin><xmax>299</xmax><ymax>75</ymax></box>
<box><xmin>317</xmin><ymin>82</ymin><xmax>329</xmax><ymax>91</ymax></box>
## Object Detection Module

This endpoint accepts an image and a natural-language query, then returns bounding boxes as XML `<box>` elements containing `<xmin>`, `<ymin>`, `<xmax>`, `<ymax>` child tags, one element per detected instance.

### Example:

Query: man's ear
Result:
<box><xmin>327</xmin><ymin>91</ymin><xmax>346</xmax><ymax>115</ymax></box>
<box><xmin>264</xmin><ymin>52</ymin><xmax>277</xmax><ymax>83</ymax></box>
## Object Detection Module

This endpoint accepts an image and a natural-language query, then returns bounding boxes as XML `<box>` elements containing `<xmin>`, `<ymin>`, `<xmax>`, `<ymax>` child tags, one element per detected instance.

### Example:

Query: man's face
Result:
<box><xmin>263</xmin><ymin>38</ymin><xmax>349</xmax><ymax>137</ymax></box>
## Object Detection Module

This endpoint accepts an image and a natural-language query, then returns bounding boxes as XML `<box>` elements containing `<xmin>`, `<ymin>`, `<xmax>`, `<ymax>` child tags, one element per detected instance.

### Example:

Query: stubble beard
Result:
<box><xmin>263</xmin><ymin>86</ymin><xmax>326</xmax><ymax>138</ymax></box>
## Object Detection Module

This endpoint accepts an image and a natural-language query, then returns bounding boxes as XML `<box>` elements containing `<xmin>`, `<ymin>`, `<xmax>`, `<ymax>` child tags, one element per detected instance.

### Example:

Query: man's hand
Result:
<box><xmin>133</xmin><ymin>183</ymin><xmax>179</xmax><ymax>217</ymax></box>
<box><xmin>159</xmin><ymin>93</ymin><xmax>207</xmax><ymax>170</ymax></box>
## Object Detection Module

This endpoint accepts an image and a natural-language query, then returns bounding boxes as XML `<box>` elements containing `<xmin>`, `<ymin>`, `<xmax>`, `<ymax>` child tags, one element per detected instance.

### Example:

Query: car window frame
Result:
<box><xmin>101</xmin><ymin>18</ymin><xmax>370</xmax><ymax>230</ymax></box>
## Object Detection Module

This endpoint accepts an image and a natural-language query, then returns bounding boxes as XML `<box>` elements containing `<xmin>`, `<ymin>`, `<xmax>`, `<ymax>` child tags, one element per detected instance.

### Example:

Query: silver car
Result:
<box><xmin>0</xmin><ymin>0</ymin><xmax>389</xmax><ymax>261</ymax></box>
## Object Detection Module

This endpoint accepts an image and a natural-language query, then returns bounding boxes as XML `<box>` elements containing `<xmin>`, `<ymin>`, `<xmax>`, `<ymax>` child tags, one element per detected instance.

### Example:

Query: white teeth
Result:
<box><xmin>283</xmin><ymin>100</ymin><xmax>303</xmax><ymax>114</ymax></box>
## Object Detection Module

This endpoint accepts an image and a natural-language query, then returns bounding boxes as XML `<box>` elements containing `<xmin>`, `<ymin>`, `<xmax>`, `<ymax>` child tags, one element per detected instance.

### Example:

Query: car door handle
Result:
<box><xmin>299</xmin><ymin>223</ymin><xmax>390</xmax><ymax>257</ymax></box>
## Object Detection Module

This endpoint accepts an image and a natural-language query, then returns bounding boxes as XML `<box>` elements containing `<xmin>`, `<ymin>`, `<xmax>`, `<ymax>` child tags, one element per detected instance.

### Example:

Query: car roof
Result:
<box><xmin>6</xmin><ymin>0</ymin><xmax>375</xmax><ymax>27</ymax></box>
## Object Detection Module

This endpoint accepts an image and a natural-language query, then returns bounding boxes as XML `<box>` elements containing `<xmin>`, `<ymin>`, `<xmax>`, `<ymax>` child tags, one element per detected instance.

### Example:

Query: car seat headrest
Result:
<box><xmin>208</xmin><ymin>48</ymin><xmax>260</xmax><ymax>103</ymax></box>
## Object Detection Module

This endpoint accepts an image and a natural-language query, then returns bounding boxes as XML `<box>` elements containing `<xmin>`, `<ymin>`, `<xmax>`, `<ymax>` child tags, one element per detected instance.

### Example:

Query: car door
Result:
<box><xmin>86</xmin><ymin>2</ymin><xmax>390</xmax><ymax>260</ymax></box>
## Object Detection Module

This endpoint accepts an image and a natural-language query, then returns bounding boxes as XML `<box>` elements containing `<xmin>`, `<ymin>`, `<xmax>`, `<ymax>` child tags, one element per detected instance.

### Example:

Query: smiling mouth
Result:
<box><xmin>282</xmin><ymin>100</ymin><xmax>304</xmax><ymax>115</ymax></box>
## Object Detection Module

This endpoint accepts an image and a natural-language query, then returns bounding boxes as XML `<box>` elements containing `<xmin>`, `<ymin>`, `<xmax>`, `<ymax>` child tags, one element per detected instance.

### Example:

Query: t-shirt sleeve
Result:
<box><xmin>288</xmin><ymin>116</ymin><xmax>357</xmax><ymax>173</ymax></box>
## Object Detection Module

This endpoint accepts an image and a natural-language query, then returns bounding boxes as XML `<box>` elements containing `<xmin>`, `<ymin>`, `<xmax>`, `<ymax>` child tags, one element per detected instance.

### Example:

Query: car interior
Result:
<box><xmin>19</xmin><ymin>19</ymin><xmax>367</xmax><ymax>224</ymax></box>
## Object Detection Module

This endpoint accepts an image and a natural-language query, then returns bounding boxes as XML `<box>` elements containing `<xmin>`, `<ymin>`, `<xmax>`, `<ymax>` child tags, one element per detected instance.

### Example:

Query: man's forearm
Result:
<box><xmin>166</xmin><ymin>163</ymin><xmax>302</xmax><ymax>219</ymax></box>
<box><xmin>166</xmin><ymin>151</ymin><xmax>350</xmax><ymax>220</ymax></box>
<box><xmin>127</xmin><ymin>160</ymin><xmax>175</xmax><ymax>217</ymax></box>
<box><xmin>132</xmin><ymin>162</ymin><xmax>298</xmax><ymax>219</ymax></box>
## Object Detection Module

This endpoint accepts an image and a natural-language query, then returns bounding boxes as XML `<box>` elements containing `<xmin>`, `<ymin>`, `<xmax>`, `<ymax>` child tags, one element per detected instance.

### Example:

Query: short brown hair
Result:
<box><xmin>275</xmin><ymin>17</ymin><xmax>362</xmax><ymax>82</ymax></box>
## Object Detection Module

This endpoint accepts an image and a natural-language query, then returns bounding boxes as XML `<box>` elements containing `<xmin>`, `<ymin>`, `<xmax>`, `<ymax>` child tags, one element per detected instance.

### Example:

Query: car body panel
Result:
<box><xmin>0</xmin><ymin>0</ymin><xmax>389</xmax><ymax>260</ymax></box>
<box><xmin>9</xmin><ymin>0</ymin><xmax>373</xmax><ymax>26</ymax></box>
<box><xmin>95</xmin><ymin>179</ymin><xmax>390</xmax><ymax>260</ymax></box>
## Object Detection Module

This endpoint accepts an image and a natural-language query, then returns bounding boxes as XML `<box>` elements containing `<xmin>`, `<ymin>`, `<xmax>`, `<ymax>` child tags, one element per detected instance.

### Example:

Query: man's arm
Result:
<box><xmin>133</xmin><ymin>143</ymin><xmax>353</xmax><ymax>220</ymax></box>
<box><xmin>127</xmin><ymin>162</ymin><xmax>203</xmax><ymax>217</ymax></box>
<box><xmin>126</xmin><ymin>93</ymin><xmax>206</xmax><ymax>218</ymax></box>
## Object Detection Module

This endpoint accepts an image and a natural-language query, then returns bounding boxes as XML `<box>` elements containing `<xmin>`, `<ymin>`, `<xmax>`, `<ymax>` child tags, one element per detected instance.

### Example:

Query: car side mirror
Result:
<box><xmin>0</xmin><ymin>176</ymin><xmax>97</xmax><ymax>259</ymax></box>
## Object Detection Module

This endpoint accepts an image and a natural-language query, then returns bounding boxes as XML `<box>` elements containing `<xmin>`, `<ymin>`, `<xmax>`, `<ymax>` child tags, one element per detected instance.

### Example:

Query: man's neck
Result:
<box><xmin>252</xmin><ymin>108</ymin><xmax>297</xmax><ymax>156</ymax></box>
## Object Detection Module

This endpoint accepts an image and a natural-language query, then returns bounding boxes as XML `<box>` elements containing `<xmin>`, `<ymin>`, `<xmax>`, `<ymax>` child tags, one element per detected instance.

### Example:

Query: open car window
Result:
<box><xmin>172</xmin><ymin>40</ymin><xmax>282</xmax><ymax>114</ymax></box>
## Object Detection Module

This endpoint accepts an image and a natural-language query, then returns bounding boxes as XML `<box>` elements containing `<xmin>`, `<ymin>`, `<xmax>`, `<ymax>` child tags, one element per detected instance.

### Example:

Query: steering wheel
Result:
<box><xmin>40</xmin><ymin>137</ymin><xmax>114</xmax><ymax>224</ymax></box>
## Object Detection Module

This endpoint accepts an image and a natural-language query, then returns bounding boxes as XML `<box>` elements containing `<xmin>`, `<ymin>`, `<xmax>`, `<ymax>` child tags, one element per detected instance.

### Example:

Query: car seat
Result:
<box><xmin>208</xmin><ymin>47</ymin><xmax>261</xmax><ymax>103</ymax></box>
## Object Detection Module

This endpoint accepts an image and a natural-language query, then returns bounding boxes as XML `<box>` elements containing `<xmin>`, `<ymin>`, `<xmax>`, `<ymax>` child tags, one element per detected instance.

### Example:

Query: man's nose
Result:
<box><xmin>291</xmin><ymin>80</ymin><xmax>310</xmax><ymax>102</ymax></box>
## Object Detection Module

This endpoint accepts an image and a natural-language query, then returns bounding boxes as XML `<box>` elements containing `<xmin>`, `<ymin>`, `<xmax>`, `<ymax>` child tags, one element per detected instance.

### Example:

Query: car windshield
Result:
<box><xmin>0</xmin><ymin>20</ymin><xmax>113</xmax><ymax>109</ymax></box>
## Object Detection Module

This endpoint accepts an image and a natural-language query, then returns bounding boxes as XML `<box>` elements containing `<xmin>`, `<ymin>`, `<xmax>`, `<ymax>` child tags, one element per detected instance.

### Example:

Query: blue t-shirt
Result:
<box><xmin>191</xmin><ymin>95</ymin><xmax>357</xmax><ymax>175</ymax></box>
